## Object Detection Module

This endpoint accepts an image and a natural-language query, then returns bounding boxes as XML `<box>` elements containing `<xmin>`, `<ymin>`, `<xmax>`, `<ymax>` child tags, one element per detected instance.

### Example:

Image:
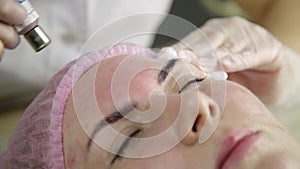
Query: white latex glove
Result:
<box><xmin>0</xmin><ymin>0</ymin><xmax>26</xmax><ymax>60</ymax></box>
<box><xmin>172</xmin><ymin>16</ymin><xmax>300</xmax><ymax>107</ymax></box>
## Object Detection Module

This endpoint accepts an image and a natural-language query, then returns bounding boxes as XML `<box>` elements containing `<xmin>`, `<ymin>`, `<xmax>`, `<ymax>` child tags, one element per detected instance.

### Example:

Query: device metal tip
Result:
<box><xmin>24</xmin><ymin>26</ymin><xmax>51</xmax><ymax>52</ymax></box>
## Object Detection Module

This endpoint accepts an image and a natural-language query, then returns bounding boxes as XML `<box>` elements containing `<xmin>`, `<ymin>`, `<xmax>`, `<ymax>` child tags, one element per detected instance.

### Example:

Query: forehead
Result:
<box><xmin>94</xmin><ymin>54</ymin><xmax>164</xmax><ymax>115</ymax></box>
<box><xmin>95</xmin><ymin>54</ymin><xmax>161</xmax><ymax>84</ymax></box>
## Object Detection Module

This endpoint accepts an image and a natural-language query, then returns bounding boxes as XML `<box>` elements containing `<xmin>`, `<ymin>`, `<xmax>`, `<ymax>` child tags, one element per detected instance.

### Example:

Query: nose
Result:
<box><xmin>180</xmin><ymin>91</ymin><xmax>220</xmax><ymax>145</ymax></box>
<box><xmin>143</xmin><ymin>90</ymin><xmax>221</xmax><ymax>146</ymax></box>
<box><xmin>115</xmin><ymin>89</ymin><xmax>221</xmax><ymax>158</ymax></box>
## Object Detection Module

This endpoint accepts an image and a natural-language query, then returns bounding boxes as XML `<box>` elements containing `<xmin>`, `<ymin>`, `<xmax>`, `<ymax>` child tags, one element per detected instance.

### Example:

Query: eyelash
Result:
<box><xmin>178</xmin><ymin>77</ymin><xmax>206</xmax><ymax>93</ymax></box>
<box><xmin>110</xmin><ymin>76</ymin><xmax>205</xmax><ymax>164</ymax></box>
<box><xmin>111</xmin><ymin>129</ymin><xmax>141</xmax><ymax>164</ymax></box>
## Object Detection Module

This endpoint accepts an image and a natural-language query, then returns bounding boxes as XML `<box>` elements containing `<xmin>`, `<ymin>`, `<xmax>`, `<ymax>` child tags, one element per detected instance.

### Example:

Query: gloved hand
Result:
<box><xmin>0</xmin><ymin>0</ymin><xmax>26</xmax><ymax>61</ymax></box>
<box><xmin>172</xmin><ymin>16</ymin><xmax>300</xmax><ymax>107</ymax></box>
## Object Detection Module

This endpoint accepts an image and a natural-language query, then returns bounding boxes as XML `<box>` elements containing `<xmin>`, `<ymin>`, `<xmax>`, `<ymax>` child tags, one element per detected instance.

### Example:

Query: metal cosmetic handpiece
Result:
<box><xmin>15</xmin><ymin>0</ymin><xmax>51</xmax><ymax>52</ymax></box>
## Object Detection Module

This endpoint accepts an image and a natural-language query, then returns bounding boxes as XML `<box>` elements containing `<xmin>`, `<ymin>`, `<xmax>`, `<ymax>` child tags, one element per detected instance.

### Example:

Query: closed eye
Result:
<box><xmin>111</xmin><ymin>129</ymin><xmax>141</xmax><ymax>164</ymax></box>
<box><xmin>178</xmin><ymin>77</ymin><xmax>206</xmax><ymax>93</ymax></box>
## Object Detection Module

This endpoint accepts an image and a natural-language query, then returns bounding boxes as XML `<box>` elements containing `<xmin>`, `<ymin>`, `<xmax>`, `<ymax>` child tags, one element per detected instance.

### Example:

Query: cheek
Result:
<box><xmin>64</xmin><ymin>134</ymin><xmax>88</xmax><ymax>169</ymax></box>
<box><xmin>63</xmin><ymin>102</ymin><xmax>91</xmax><ymax>168</ymax></box>
<box><xmin>224</xmin><ymin>86</ymin><xmax>284</xmax><ymax>132</ymax></box>
<box><xmin>65</xmin><ymin>150</ymin><xmax>78</xmax><ymax>168</ymax></box>
<box><xmin>223</xmin><ymin>82</ymin><xmax>274</xmax><ymax>120</ymax></box>
<box><xmin>121</xmin><ymin>149</ymin><xmax>186</xmax><ymax>169</ymax></box>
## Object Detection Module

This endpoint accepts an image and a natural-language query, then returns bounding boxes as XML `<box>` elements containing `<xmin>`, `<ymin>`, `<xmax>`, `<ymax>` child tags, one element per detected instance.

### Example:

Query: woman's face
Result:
<box><xmin>63</xmin><ymin>54</ymin><xmax>300</xmax><ymax>169</ymax></box>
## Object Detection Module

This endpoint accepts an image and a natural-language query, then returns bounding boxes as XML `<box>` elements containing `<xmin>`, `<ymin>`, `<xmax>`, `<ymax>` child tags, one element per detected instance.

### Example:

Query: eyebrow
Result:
<box><xmin>86</xmin><ymin>103</ymin><xmax>135</xmax><ymax>151</ymax></box>
<box><xmin>157</xmin><ymin>59</ymin><xmax>178</xmax><ymax>84</ymax></box>
<box><xmin>86</xmin><ymin>59</ymin><xmax>178</xmax><ymax>150</ymax></box>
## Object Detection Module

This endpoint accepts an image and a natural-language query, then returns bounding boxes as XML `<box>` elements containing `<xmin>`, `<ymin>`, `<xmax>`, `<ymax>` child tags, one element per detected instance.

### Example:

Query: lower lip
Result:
<box><xmin>220</xmin><ymin>133</ymin><xmax>260</xmax><ymax>169</ymax></box>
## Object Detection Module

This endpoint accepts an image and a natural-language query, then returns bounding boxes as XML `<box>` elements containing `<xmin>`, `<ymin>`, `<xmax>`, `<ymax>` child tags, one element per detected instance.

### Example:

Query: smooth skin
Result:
<box><xmin>61</xmin><ymin>16</ymin><xmax>300</xmax><ymax>169</ymax></box>
<box><xmin>63</xmin><ymin>54</ymin><xmax>300</xmax><ymax>169</ymax></box>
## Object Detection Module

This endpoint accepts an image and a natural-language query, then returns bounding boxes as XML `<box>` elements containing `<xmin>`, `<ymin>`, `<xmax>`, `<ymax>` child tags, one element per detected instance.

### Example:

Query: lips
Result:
<box><xmin>216</xmin><ymin>128</ymin><xmax>260</xmax><ymax>169</ymax></box>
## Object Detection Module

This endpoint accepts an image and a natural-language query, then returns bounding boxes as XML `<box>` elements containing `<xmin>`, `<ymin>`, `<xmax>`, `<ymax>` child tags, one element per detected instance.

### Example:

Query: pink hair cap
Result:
<box><xmin>0</xmin><ymin>43</ymin><xmax>156</xmax><ymax>169</ymax></box>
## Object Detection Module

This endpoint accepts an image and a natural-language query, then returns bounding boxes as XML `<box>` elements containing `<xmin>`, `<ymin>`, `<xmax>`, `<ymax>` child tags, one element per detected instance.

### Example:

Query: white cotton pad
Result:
<box><xmin>157</xmin><ymin>48</ymin><xmax>227</xmax><ymax>145</ymax></box>
<box><xmin>158</xmin><ymin>48</ymin><xmax>228</xmax><ymax>81</ymax></box>
<box><xmin>158</xmin><ymin>47</ymin><xmax>178</xmax><ymax>59</ymax></box>
<box><xmin>209</xmin><ymin>71</ymin><xmax>228</xmax><ymax>80</ymax></box>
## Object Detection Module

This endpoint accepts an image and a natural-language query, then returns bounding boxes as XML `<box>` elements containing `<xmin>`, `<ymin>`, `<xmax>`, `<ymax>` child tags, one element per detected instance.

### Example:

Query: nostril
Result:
<box><xmin>192</xmin><ymin>114</ymin><xmax>202</xmax><ymax>132</ymax></box>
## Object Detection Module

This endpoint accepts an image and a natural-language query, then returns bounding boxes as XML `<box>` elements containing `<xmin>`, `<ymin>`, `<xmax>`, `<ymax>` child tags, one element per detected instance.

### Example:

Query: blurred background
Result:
<box><xmin>1</xmin><ymin>0</ymin><xmax>299</xmax><ymax>154</ymax></box>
